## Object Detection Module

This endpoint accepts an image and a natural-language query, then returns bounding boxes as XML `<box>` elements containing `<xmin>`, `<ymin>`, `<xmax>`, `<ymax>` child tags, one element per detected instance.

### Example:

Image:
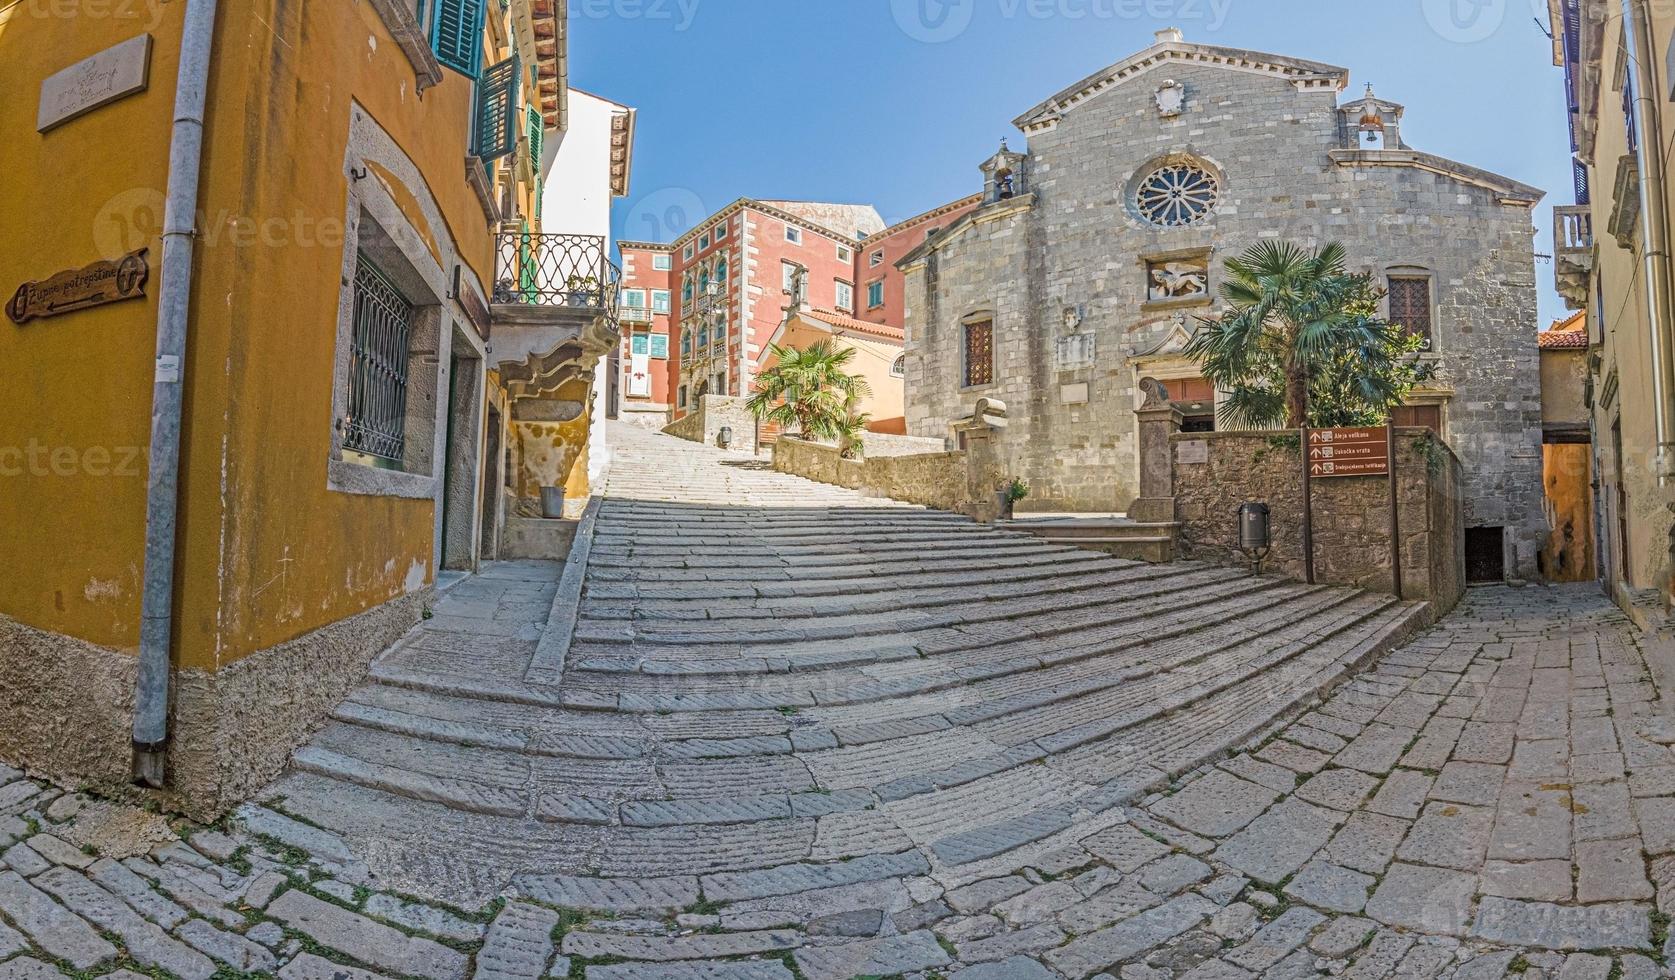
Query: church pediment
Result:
<box><xmin>1013</xmin><ymin>30</ymin><xmax>1348</xmax><ymax>133</ymax></box>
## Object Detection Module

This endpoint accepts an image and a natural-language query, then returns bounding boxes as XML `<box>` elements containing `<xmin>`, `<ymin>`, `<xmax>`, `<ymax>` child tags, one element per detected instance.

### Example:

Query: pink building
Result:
<box><xmin>640</xmin><ymin>195</ymin><xmax>982</xmax><ymax>424</ymax></box>
<box><xmin>615</xmin><ymin>242</ymin><xmax>676</xmax><ymax>427</ymax></box>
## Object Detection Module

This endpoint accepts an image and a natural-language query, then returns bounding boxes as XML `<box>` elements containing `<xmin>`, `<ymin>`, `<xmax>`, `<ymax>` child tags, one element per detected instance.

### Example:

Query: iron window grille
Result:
<box><xmin>344</xmin><ymin>256</ymin><xmax>416</xmax><ymax>461</ymax></box>
<box><xmin>1388</xmin><ymin>276</ymin><xmax>1434</xmax><ymax>349</ymax></box>
<box><xmin>964</xmin><ymin>319</ymin><xmax>995</xmax><ymax>387</ymax></box>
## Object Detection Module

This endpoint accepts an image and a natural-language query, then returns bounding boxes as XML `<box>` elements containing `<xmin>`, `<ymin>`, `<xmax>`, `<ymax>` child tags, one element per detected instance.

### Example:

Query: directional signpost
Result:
<box><xmin>1301</xmin><ymin>425</ymin><xmax>1403</xmax><ymax>599</ymax></box>
<box><xmin>1307</xmin><ymin>427</ymin><xmax>1390</xmax><ymax>478</ymax></box>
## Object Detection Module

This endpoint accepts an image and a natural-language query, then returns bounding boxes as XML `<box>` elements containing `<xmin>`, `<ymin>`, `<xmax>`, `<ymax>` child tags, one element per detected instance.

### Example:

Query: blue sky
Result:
<box><xmin>569</xmin><ymin>0</ymin><xmax>1572</xmax><ymax>326</ymax></box>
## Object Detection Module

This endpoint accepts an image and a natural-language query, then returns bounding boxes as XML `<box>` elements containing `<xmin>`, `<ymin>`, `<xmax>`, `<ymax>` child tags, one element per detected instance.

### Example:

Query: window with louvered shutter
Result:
<box><xmin>473</xmin><ymin>54</ymin><xmax>520</xmax><ymax>163</ymax></box>
<box><xmin>1388</xmin><ymin>277</ymin><xmax>1433</xmax><ymax>348</ymax></box>
<box><xmin>430</xmin><ymin>0</ymin><xmax>484</xmax><ymax>77</ymax></box>
<box><xmin>527</xmin><ymin>106</ymin><xmax>544</xmax><ymax>167</ymax></box>
<box><xmin>964</xmin><ymin>319</ymin><xmax>994</xmax><ymax>388</ymax></box>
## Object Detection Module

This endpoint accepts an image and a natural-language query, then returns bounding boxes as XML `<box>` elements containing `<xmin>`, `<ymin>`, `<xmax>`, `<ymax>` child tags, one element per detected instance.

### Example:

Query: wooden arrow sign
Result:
<box><xmin>8</xmin><ymin>248</ymin><xmax>149</xmax><ymax>325</ymax></box>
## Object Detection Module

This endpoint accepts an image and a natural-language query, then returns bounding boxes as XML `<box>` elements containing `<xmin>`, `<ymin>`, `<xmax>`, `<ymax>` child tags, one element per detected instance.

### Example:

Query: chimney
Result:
<box><xmin>1155</xmin><ymin>27</ymin><xmax>1185</xmax><ymax>44</ymax></box>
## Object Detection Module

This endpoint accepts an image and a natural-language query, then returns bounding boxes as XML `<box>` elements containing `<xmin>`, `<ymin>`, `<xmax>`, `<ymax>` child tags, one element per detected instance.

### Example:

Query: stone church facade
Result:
<box><xmin>900</xmin><ymin>30</ymin><xmax>1548</xmax><ymax>579</ymax></box>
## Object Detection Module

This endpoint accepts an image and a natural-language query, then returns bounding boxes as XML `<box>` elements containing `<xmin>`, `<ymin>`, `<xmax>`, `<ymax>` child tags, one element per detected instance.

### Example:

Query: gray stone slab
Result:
<box><xmin>1147</xmin><ymin>771</ymin><xmax>1278</xmax><ymax>838</ymax></box>
<box><xmin>1365</xmin><ymin>769</ymin><xmax>1434</xmax><ymax>819</ymax></box>
<box><xmin>1137</xmin><ymin>854</ymin><xmax>1212</xmax><ymax>896</ymax></box>
<box><xmin>176</xmin><ymin>919</ymin><xmax>279</xmax><ymax>974</ymax></box>
<box><xmin>1363</xmin><ymin>863</ymin><xmax>1476</xmax><ymax>936</ymax></box>
<box><xmin>585</xmin><ymin>963</ymin><xmax>795</xmax><ymax>980</ymax></box>
<box><xmin>1324</xmin><ymin>811</ymin><xmax>1409</xmax><ymax>876</ymax></box>
<box><xmin>0</xmin><ymin>870</ymin><xmax>115</xmax><ymax>970</ymax></box>
<box><xmin>1211</xmin><ymin>799</ymin><xmax>1341</xmax><ymax>885</ymax></box>
<box><xmin>949</xmin><ymin>957</ymin><xmax>1059</xmax><ymax>980</ymax></box>
<box><xmin>1479</xmin><ymin>859</ymin><xmax>1573</xmax><ymax>901</ymax></box>
<box><xmin>563</xmin><ymin>929</ymin><xmax>800</xmax><ymax>963</ymax></box>
<box><xmin>946</xmin><ymin>876</ymin><xmax>1033</xmax><ymax>913</ymax></box>
<box><xmin>34</xmin><ymin>867</ymin><xmax>216</xmax><ymax>980</ymax></box>
<box><xmin>1</xmin><ymin>844</ymin><xmax>48</xmax><ymax>878</ymax></box>
<box><xmin>620</xmin><ymin>796</ymin><xmax>792</xmax><ymax>827</ymax></box>
<box><xmin>238</xmin><ymin>805</ymin><xmax>354</xmax><ymax>864</ymax></box>
<box><xmin>279</xmin><ymin>953</ymin><xmax>398</xmax><ymax>980</ymax></box>
<box><xmin>475</xmin><ymin>901</ymin><xmax>560</xmax><ymax>980</ymax></box>
<box><xmin>268</xmin><ymin>889</ymin><xmax>469</xmax><ymax>980</ymax></box>
<box><xmin>0</xmin><ymin>960</ymin><xmax>63</xmax><ymax>980</ymax></box>
<box><xmin>1333</xmin><ymin>723</ymin><xmax>1417</xmax><ymax>774</ymax></box>
<box><xmin>1081</xmin><ymin>824</ymin><xmax>1171</xmax><ymax>872</ymax></box>
<box><xmin>1309</xmin><ymin>916</ymin><xmax>1375</xmax><ymax>958</ymax></box>
<box><xmin>1470</xmin><ymin>896</ymin><xmax>1651</xmax><ymax>950</ymax></box>
<box><xmin>1574</xmin><ymin>838</ymin><xmax>1654</xmax><ymax>903</ymax></box>
<box><xmin>792</xmin><ymin>930</ymin><xmax>951</xmax><ymax>980</ymax></box>
<box><xmin>1488</xmin><ymin>784</ymin><xmax>1572</xmax><ymax>861</ymax></box>
<box><xmin>929</xmin><ymin>807</ymin><xmax>1074</xmax><ymax>866</ymax></box>
<box><xmin>363</xmin><ymin>894</ymin><xmax>484</xmax><ymax>943</ymax></box>
<box><xmin>514</xmin><ymin>873</ymin><xmax>700</xmax><ymax>913</ymax></box>
<box><xmin>700</xmin><ymin>850</ymin><xmax>929</xmax><ymax>902</ymax></box>
<box><xmin>1044</xmin><ymin>894</ymin><xmax>1216</xmax><ymax>979</ymax></box>
<box><xmin>1223</xmin><ymin>906</ymin><xmax>1326</xmax><ymax>972</ymax></box>
<box><xmin>86</xmin><ymin>858</ymin><xmax>189</xmax><ymax>929</ymax></box>
<box><xmin>1395</xmin><ymin>802</ymin><xmax>1494</xmax><ymax>871</ymax></box>
<box><xmin>1282</xmin><ymin>859</ymin><xmax>1374</xmax><ymax>913</ymax></box>
<box><xmin>1293</xmin><ymin>768</ymin><xmax>1380</xmax><ymax>812</ymax></box>
<box><xmin>1428</xmin><ymin>762</ymin><xmax>1505</xmax><ymax>807</ymax></box>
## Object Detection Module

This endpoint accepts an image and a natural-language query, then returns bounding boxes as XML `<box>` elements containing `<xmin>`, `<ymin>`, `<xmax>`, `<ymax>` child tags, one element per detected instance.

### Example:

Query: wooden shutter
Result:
<box><xmin>964</xmin><ymin>319</ymin><xmax>994</xmax><ymax>387</ymax></box>
<box><xmin>431</xmin><ymin>0</ymin><xmax>484</xmax><ymax>77</ymax></box>
<box><xmin>474</xmin><ymin>54</ymin><xmax>520</xmax><ymax>163</ymax></box>
<box><xmin>650</xmin><ymin>334</ymin><xmax>670</xmax><ymax>360</ymax></box>
<box><xmin>1388</xmin><ymin>277</ymin><xmax>1433</xmax><ymax>347</ymax></box>
<box><xmin>527</xmin><ymin>105</ymin><xmax>544</xmax><ymax>166</ymax></box>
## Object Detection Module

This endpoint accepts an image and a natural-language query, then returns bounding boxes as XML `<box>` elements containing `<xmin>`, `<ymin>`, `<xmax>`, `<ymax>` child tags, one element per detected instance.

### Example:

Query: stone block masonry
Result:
<box><xmin>771</xmin><ymin>438</ymin><xmax>968</xmax><ymax>512</ymax></box>
<box><xmin>661</xmin><ymin>394</ymin><xmax>759</xmax><ymax>453</ymax></box>
<box><xmin>903</xmin><ymin>32</ymin><xmax>1546</xmax><ymax>578</ymax></box>
<box><xmin>1172</xmin><ymin>429</ymin><xmax>1465</xmax><ymax>609</ymax></box>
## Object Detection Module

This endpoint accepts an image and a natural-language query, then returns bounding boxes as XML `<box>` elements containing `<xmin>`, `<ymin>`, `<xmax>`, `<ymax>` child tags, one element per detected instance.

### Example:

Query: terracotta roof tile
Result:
<box><xmin>1539</xmin><ymin>329</ymin><xmax>1589</xmax><ymax>350</ymax></box>
<box><xmin>802</xmin><ymin>308</ymin><xmax>906</xmax><ymax>344</ymax></box>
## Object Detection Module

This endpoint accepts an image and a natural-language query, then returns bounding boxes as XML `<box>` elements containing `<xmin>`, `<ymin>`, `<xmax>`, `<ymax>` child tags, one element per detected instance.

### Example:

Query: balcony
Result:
<box><xmin>491</xmin><ymin>232</ymin><xmax>623</xmax><ymax>401</ymax></box>
<box><xmin>1554</xmin><ymin>205</ymin><xmax>1594</xmax><ymax>310</ymax></box>
<box><xmin>620</xmin><ymin>305</ymin><xmax>655</xmax><ymax>325</ymax></box>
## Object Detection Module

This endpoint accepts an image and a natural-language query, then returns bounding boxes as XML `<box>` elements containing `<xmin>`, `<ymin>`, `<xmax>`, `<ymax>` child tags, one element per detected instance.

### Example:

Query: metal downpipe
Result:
<box><xmin>1622</xmin><ymin>0</ymin><xmax>1675</xmax><ymax>483</ymax></box>
<box><xmin>133</xmin><ymin>0</ymin><xmax>220</xmax><ymax>788</ymax></box>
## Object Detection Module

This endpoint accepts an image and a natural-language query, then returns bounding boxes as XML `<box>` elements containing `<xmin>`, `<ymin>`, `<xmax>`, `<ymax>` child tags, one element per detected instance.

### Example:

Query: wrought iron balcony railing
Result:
<box><xmin>493</xmin><ymin>232</ymin><xmax>621</xmax><ymax>316</ymax></box>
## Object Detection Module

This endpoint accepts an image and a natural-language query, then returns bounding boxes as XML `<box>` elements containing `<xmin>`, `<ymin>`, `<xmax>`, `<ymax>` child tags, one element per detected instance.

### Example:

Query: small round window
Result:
<box><xmin>1136</xmin><ymin>163</ymin><xmax>1220</xmax><ymax>227</ymax></box>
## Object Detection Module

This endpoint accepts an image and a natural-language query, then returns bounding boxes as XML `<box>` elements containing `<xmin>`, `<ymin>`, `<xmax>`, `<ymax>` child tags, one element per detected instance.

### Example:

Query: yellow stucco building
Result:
<box><xmin>1550</xmin><ymin>0</ymin><xmax>1675</xmax><ymax>613</ymax></box>
<box><xmin>0</xmin><ymin>0</ymin><xmax>625</xmax><ymax>816</ymax></box>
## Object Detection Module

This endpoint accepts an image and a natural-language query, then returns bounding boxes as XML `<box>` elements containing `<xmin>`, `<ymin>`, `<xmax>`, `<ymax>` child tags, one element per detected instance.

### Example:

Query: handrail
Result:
<box><xmin>493</xmin><ymin>233</ymin><xmax>622</xmax><ymax>315</ymax></box>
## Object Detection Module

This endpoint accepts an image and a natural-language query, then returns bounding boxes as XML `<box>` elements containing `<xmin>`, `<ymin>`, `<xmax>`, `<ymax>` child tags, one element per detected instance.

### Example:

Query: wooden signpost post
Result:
<box><xmin>1302</xmin><ymin>425</ymin><xmax>1403</xmax><ymax>599</ymax></box>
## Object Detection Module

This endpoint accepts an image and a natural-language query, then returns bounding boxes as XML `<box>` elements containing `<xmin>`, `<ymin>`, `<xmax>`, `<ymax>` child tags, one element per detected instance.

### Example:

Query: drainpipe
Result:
<box><xmin>133</xmin><ymin>0</ymin><xmax>220</xmax><ymax>788</ymax></box>
<box><xmin>1622</xmin><ymin>0</ymin><xmax>1675</xmax><ymax>484</ymax></box>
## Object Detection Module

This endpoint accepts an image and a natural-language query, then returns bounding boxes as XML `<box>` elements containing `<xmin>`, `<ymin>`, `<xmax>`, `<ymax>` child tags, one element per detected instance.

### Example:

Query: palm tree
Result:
<box><xmin>747</xmin><ymin>341</ymin><xmax>873</xmax><ymax>451</ymax></box>
<box><xmin>1185</xmin><ymin>241</ymin><xmax>1427</xmax><ymax>429</ymax></box>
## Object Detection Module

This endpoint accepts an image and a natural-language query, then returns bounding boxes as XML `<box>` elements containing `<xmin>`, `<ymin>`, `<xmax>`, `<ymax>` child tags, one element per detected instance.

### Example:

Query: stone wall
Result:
<box><xmin>662</xmin><ymin>395</ymin><xmax>758</xmax><ymax>453</ymax></box>
<box><xmin>857</xmin><ymin>432</ymin><xmax>950</xmax><ymax>457</ymax></box>
<box><xmin>1172</xmin><ymin>429</ymin><xmax>1465</xmax><ymax>609</ymax></box>
<box><xmin>772</xmin><ymin>438</ymin><xmax>968</xmax><ymax>512</ymax></box>
<box><xmin>903</xmin><ymin>39</ymin><xmax>1546</xmax><ymax>577</ymax></box>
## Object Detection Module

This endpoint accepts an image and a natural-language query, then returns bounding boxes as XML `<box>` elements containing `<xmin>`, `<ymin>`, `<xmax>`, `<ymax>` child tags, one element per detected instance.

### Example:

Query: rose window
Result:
<box><xmin>1136</xmin><ymin>164</ymin><xmax>1220</xmax><ymax>227</ymax></box>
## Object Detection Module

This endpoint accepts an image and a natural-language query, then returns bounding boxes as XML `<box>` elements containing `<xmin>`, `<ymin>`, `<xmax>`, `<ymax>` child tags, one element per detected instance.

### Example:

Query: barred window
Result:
<box><xmin>964</xmin><ymin>318</ymin><xmax>994</xmax><ymax>388</ymax></box>
<box><xmin>344</xmin><ymin>256</ymin><xmax>415</xmax><ymax>461</ymax></box>
<box><xmin>1388</xmin><ymin>276</ymin><xmax>1433</xmax><ymax>347</ymax></box>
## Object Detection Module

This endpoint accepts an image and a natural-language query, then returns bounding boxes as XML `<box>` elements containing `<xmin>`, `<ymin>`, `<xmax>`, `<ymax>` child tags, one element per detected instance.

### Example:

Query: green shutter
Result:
<box><xmin>650</xmin><ymin>334</ymin><xmax>670</xmax><ymax>360</ymax></box>
<box><xmin>431</xmin><ymin>0</ymin><xmax>483</xmax><ymax>77</ymax></box>
<box><xmin>527</xmin><ymin>105</ymin><xmax>544</xmax><ymax>166</ymax></box>
<box><xmin>473</xmin><ymin>54</ymin><xmax>520</xmax><ymax>162</ymax></box>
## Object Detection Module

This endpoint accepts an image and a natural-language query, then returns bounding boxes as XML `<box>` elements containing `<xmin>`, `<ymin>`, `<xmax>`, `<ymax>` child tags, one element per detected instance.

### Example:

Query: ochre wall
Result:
<box><xmin>0</xmin><ymin>0</ymin><xmax>495</xmax><ymax>671</ymax></box>
<box><xmin>0</xmin><ymin>1</ymin><xmax>185</xmax><ymax>650</ymax></box>
<box><xmin>514</xmin><ymin>379</ymin><xmax>593</xmax><ymax>506</ymax></box>
<box><xmin>1542</xmin><ymin>443</ymin><xmax>1595</xmax><ymax>583</ymax></box>
<box><xmin>1540</xmin><ymin>349</ymin><xmax>1589</xmax><ymax>426</ymax></box>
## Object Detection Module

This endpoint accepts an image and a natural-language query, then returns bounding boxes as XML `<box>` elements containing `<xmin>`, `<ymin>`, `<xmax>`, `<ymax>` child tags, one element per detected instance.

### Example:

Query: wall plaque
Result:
<box><xmin>1177</xmin><ymin>440</ymin><xmax>1210</xmax><ymax>465</ymax></box>
<box><xmin>8</xmin><ymin>249</ymin><xmax>150</xmax><ymax>325</ymax></box>
<box><xmin>38</xmin><ymin>35</ymin><xmax>153</xmax><ymax>134</ymax></box>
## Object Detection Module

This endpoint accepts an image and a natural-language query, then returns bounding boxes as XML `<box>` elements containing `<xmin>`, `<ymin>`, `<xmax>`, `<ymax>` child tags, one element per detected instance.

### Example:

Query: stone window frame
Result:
<box><xmin>1125</xmin><ymin>152</ymin><xmax>1227</xmax><ymax>229</ymax></box>
<box><xmin>960</xmin><ymin>310</ymin><xmax>998</xmax><ymax>391</ymax></box>
<box><xmin>1382</xmin><ymin>265</ymin><xmax>1441</xmax><ymax>355</ymax></box>
<box><xmin>326</xmin><ymin>107</ymin><xmax>477</xmax><ymax>502</ymax></box>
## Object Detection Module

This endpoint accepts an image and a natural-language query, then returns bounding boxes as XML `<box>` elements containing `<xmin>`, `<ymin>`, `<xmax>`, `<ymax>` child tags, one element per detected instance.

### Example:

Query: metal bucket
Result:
<box><xmin>540</xmin><ymin>486</ymin><xmax>566</xmax><ymax>519</ymax></box>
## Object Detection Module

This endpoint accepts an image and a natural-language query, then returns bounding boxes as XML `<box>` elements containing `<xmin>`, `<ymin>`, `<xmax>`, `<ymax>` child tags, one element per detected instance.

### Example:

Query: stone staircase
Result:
<box><xmin>262</xmin><ymin>423</ymin><xmax>1433</xmax><ymax>912</ymax></box>
<box><xmin>998</xmin><ymin>515</ymin><xmax>1181</xmax><ymax>563</ymax></box>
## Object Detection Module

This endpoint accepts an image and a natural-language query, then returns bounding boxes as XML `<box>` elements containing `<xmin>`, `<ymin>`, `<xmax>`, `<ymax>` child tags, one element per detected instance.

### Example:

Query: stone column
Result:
<box><xmin>1129</xmin><ymin>393</ymin><xmax>1183</xmax><ymax>525</ymax></box>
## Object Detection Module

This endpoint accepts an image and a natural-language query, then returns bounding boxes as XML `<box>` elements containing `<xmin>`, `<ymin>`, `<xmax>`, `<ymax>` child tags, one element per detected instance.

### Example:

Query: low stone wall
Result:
<box><xmin>662</xmin><ymin>395</ymin><xmax>757</xmax><ymax>453</ymax></box>
<box><xmin>773</xmin><ymin>438</ymin><xmax>968</xmax><ymax>511</ymax></box>
<box><xmin>1172</xmin><ymin>429</ymin><xmax>1465</xmax><ymax>610</ymax></box>
<box><xmin>0</xmin><ymin>589</ymin><xmax>427</xmax><ymax>820</ymax></box>
<box><xmin>858</xmin><ymin>432</ymin><xmax>950</xmax><ymax>458</ymax></box>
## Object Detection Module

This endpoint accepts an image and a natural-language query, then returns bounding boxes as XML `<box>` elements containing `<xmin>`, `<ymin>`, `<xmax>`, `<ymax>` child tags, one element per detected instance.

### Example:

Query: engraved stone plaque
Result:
<box><xmin>38</xmin><ymin>35</ymin><xmax>152</xmax><ymax>134</ymax></box>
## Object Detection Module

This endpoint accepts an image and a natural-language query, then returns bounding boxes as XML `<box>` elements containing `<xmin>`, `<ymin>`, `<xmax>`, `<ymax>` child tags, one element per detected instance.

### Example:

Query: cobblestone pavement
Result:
<box><xmin>1</xmin><ymin>429</ymin><xmax>1670</xmax><ymax>978</ymax></box>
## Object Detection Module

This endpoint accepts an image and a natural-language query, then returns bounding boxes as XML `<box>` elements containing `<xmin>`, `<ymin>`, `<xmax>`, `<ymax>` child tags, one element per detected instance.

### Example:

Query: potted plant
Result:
<box><xmin>998</xmin><ymin>478</ymin><xmax>1029</xmax><ymax>520</ymax></box>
